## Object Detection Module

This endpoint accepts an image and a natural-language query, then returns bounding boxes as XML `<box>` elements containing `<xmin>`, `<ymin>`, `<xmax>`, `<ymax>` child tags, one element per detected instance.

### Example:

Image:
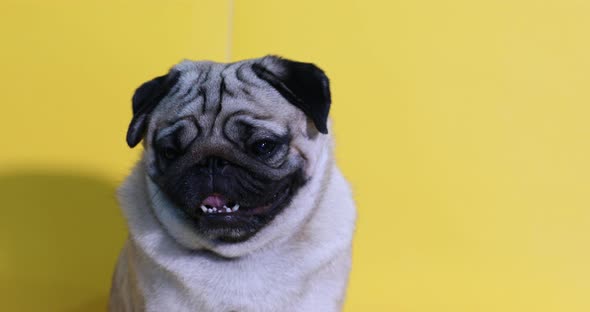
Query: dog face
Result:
<box><xmin>126</xmin><ymin>56</ymin><xmax>331</xmax><ymax>243</ymax></box>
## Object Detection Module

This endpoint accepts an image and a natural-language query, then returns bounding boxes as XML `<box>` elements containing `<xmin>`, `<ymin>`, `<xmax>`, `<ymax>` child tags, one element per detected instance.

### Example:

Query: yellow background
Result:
<box><xmin>1</xmin><ymin>0</ymin><xmax>589</xmax><ymax>311</ymax></box>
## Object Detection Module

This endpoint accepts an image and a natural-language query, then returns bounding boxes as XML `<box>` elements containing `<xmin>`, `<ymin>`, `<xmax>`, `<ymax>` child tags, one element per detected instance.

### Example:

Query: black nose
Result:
<box><xmin>199</xmin><ymin>156</ymin><xmax>229</xmax><ymax>172</ymax></box>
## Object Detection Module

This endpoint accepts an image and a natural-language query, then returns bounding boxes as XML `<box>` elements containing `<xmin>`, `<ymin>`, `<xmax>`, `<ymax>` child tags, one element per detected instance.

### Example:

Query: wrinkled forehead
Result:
<box><xmin>149</xmin><ymin>60</ymin><xmax>305</xmax><ymax>136</ymax></box>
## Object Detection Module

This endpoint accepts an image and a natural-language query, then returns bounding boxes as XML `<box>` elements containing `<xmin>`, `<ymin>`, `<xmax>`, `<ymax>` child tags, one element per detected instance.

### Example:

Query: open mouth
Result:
<box><xmin>161</xmin><ymin>168</ymin><xmax>307</xmax><ymax>242</ymax></box>
<box><xmin>197</xmin><ymin>191</ymin><xmax>285</xmax><ymax>218</ymax></box>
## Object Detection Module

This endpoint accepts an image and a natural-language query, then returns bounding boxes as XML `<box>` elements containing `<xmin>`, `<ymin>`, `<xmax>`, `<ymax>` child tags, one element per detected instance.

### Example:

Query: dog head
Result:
<box><xmin>126</xmin><ymin>56</ymin><xmax>332</xmax><ymax>246</ymax></box>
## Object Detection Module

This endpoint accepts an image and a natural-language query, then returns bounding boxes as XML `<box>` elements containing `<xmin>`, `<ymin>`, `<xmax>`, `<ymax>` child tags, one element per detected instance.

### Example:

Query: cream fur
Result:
<box><xmin>110</xmin><ymin>142</ymin><xmax>356</xmax><ymax>311</ymax></box>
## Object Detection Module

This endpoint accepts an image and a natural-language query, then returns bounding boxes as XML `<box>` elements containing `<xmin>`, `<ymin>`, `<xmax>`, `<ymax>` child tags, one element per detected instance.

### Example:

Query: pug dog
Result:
<box><xmin>109</xmin><ymin>55</ymin><xmax>356</xmax><ymax>312</ymax></box>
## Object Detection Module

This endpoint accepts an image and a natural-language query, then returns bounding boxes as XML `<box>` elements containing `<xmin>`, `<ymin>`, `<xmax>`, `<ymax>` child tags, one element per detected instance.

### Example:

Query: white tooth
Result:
<box><xmin>225</xmin><ymin>208</ymin><xmax>231</xmax><ymax>213</ymax></box>
<box><xmin>201</xmin><ymin>205</ymin><xmax>207</xmax><ymax>213</ymax></box>
<box><xmin>232</xmin><ymin>204</ymin><xmax>240</xmax><ymax>212</ymax></box>
<box><xmin>207</xmin><ymin>208</ymin><xmax>213</xmax><ymax>213</ymax></box>
<box><xmin>212</xmin><ymin>207</ymin><xmax>217</xmax><ymax>212</ymax></box>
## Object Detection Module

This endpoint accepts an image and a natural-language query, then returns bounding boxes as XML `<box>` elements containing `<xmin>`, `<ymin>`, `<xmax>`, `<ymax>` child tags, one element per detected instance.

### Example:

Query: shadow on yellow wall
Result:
<box><xmin>0</xmin><ymin>171</ymin><xmax>125</xmax><ymax>312</ymax></box>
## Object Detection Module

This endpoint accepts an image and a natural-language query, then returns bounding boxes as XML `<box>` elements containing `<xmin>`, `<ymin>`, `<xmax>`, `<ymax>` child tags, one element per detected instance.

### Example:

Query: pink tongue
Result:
<box><xmin>202</xmin><ymin>194</ymin><xmax>227</xmax><ymax>208</ymax></box>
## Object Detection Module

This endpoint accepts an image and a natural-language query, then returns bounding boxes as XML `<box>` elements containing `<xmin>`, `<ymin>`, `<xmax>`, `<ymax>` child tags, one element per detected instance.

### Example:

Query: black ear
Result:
<box><xmin>252</xmin><ymin>56</ymin><xmax>331</xmax><ymax>134</ymax></box>
<box><xmin>126</xmin><ymin>70</ymin><xmax>180</xmax><ymax>148</ymax></box>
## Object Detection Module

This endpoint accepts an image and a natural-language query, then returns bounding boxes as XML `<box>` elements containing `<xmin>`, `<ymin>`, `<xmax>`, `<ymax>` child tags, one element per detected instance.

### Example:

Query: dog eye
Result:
<box><xmin>251</xmin><ymin>140</ymin><xmax>278</xmax><ymax>156</ymax></box>
<box><xmin>160</xmin><ymin>146</ymin><xmax>179</xmax><ymax>160</ymax></box>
